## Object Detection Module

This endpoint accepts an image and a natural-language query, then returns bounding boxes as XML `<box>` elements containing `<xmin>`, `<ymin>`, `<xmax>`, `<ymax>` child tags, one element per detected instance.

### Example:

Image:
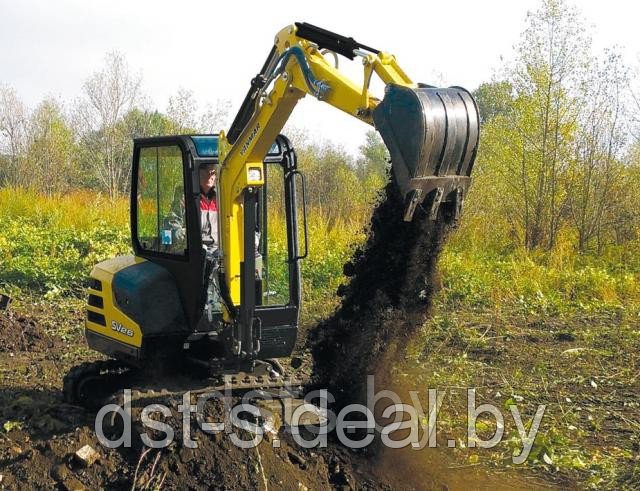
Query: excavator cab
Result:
<box><xmin>83</xmin><ymin>134</ymin><xmax>304</xmax><ymax>370</ymax></box>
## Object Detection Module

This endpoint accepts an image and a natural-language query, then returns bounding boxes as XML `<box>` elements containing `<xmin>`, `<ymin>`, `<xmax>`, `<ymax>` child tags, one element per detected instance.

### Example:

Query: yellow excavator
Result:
<box><xmin>63</xmin><ymin>22</ymin><xmax>479</xmax><ymax>407</ymax></box>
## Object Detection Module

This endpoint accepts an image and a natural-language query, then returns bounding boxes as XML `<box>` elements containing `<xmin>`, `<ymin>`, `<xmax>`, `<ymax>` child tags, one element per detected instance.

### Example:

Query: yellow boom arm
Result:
<box><xmin>216</xmin><ymin>25</ymin><xmax>414</xmax><ymax>309</ymax></box>
<box><xmin>216</xmin><ymin>23</ymin><xmax>479</xmax><ymax>313</ymax></box>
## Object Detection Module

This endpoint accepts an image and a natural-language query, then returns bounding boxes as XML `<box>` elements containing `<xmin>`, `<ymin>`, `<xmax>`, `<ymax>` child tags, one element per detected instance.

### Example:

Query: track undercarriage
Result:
<box><xmin>64</xmin><ymin>356</ymin><xmax>307</xmax><ymax>408</ymax></box>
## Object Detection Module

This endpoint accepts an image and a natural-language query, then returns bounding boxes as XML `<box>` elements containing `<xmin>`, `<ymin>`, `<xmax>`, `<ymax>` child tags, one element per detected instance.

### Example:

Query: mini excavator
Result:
<box><xmin>64</xmin><ymin>23</ymin><xmax>479</xmax><ymax>407</ymax></box>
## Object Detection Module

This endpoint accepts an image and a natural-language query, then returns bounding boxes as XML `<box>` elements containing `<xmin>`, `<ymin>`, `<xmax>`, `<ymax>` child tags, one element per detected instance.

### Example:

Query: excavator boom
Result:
<box><xmin>218</xmin><ymin>22</ymin><xmax>479</xmax><ymax>320</ymax></box>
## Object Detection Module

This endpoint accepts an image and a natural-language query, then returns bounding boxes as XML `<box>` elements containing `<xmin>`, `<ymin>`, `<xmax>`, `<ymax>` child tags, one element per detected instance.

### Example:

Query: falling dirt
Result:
<box><xmin>311</xmin><ymin>178</ymin><xmax>451</xmax><ymax>408</ymax></box>
<box><xmin>308</xmin><ymin>180</ymin><xmax>566</xmax><ymax>489</ymax></box>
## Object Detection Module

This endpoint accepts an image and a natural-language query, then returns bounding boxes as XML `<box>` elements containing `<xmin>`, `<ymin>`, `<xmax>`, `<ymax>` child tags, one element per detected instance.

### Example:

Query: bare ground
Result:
<box><xmin>3</xmin><ymin>290</ymin><xmax>637</xmax><ymax>488</ymax></box>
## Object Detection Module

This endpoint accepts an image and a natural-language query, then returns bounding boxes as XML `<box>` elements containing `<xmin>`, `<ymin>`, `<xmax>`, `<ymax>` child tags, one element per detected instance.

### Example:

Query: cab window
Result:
<box><xmin>259</xmin><ymin>162</ymin><xmax>290</xmax><ymax>305</ymax></box>
<box><xmin>136</xmin><ymin>145</ymin><xmax>187</xmax><ymax>255</ymax></box>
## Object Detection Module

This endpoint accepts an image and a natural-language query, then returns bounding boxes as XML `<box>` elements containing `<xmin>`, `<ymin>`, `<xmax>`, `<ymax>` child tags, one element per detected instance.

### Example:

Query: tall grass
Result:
<box><xmin>0</xmin><ymin>189</ymin><xmax>366</xmax><ymax>319</ymax></box>
<box><xmin>0</xmin><ymin>187</ymin><xmax>128</xmax><ymax>228</ymax></box>
<box><xmin>0</xmin><ymin>188</ymin><xmax>130</xmax><ymax>295</ymax></box>
<box><xmin>441</xmin><ymin>224</ymin><xmax>640</xmax><ymax>316</ymax></box>
<box><xmin>2</xmin><ymin>187</ymin><xmax>639</xmax><ymax>317</ymax></box>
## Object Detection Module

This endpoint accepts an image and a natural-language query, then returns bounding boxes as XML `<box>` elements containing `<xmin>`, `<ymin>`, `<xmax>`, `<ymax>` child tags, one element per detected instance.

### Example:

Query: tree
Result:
<box><xmin>120</xmin><ymin>108</ymin><xmax>175</xmax><ymax>139</ymax></box>
<box><xmin>166</xmin><ymin>88</ymin><xmax>232</xmax><ymax>135</ymax></box>
<box><xmin>75</xmin><ymin>52</ymin><xmax>142</xmax><ymax>198</ymax></box>
<box><xmin>166</xmin><ymin>87</ymin><xmax>199</xmax><ymax>133</ymax></box>
<box><xmin>26</xmin><ymin>98</ymin><xmax>77</xmax><ymax>195</ymax></box>
<box><xmin>630</xmin><ymin>62</ymin><xmax>640</xmax><ymax>144</ymax></box>
<box><xmin>296</xmin><ymin>139</ymin><xmax>366</xmax><ymax>223</ymax></box>
<box><xmin>200</xmin><ymin>99</ymin><xmax>232</xmax><ymax>134</ymax></box>
<box><xmin>356</xmin><ymin>130</ymin><xmax>388</xmax><ymax>181</ymax></box>
<box><xmin>473</xmin><ymin>81</ymin><xmax>514</xmax><ymax>124</ymax></box>
<box><xmin>567</xmin><ymin>51</ymin><xmax>630</xmax><ymax>251</ymax></box>
<box><xmin>474</xmin><ymin>0</ymin><xmax>586</xmax><ymax>250</ymax></box>
<box><xmin>0</xmin><ymin>85</ymin><xmax>29</xmax><ymax>187</ymax></box>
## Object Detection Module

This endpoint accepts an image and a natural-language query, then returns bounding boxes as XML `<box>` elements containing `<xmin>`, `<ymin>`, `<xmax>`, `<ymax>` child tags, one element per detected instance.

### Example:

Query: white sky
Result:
<box><xmin>1</xmin><ymin>0</ymin><xmax>638</xmax><ymax>156</ymax></box>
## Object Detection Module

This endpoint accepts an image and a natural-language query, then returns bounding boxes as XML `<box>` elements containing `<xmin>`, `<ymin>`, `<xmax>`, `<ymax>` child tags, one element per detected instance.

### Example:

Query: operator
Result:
<box><xmin>197</xmin><ymin>163</ymin><xmax>218</xmax><ymax>250</ymax></box>
<box><xmin>165</xmin><ymin>163</ymin><xmax>218</xmax><ymax>251</ymax></box>
<box><xmin>165</xmin><ymin>162</ymin><xmax>261</xmax><ymax>302</ymax></box>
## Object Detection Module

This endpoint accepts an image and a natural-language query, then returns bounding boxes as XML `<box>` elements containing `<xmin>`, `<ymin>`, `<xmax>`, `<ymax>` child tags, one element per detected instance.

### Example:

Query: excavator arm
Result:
<box><xmin>215</xmin><ymin>23</ymin><xmax>479</xmax><ymax>356</ymax></box>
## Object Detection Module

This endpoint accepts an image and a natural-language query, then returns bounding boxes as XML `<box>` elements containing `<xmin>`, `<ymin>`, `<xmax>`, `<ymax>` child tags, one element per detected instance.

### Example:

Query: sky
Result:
<box><xmin>1</xmin><ymin>0</ymin><xmax>639</xmax><ymax>156</ymax></box>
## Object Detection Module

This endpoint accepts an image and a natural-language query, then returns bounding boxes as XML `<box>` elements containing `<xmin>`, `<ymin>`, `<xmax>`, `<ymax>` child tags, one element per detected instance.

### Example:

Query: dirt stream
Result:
<box><xmin>311</xmin><ymin>179</ymin><xmax>449</xmax><ymax>407</ymax></box>
<box><xmin>0</xmin><ymin>181</ymin><xmax>547</xmax><ymax>489</ymax></box>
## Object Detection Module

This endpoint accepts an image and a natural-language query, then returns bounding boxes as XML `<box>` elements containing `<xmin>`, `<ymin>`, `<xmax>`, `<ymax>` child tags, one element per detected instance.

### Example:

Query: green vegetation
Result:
<box><xmin>441</xmin><ymin>233</ymin><xmax>640</xmax><ymax>316</ymax></box>
<box><xmin>3</xmin><ymin>184</ymin><xmax>640</xmax><ymax>319</ymax></box>
<box><xmin>400</xmin><ymin>305</ymin><xmax>639</xmax><ymax>488</ymax></box>
<box><xmin>1</xmin><ymin>0</ymin><xmax>640</xmax><ymax>486</ymax></box>
<box><xmin>0</xmin><ymin>188</ymin><xmax>129</xmax><ymax>296</ymax></box>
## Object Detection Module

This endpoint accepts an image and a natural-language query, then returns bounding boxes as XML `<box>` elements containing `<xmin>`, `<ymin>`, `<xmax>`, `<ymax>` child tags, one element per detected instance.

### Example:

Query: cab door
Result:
<box><xmin>251</xmin><ymin>135</ymin><xmax>305</xmax><ymax>358</ymax></box>
<box><xmin>131</xmin><ymin>136</ymin><xmax>206</xmax><ymax>330</ymax></box>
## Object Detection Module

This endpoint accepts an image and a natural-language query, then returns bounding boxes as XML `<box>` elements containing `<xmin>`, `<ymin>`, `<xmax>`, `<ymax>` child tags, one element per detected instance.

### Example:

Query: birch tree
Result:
<box><xmin>568</xmin><ymin>51</ymin><xmax>630</xmax><ymax>251</ymax></box>
<box><xmin>75</xmin><ymin>52</ymin><xmax>142</xmax><ymax>197</ymax></box>
<box><xmin>27</xmin><ymin>98</ymin><xmax>76</xmax><ymax>195</ymax></box>
<box><xmin>0</xmin><ymin>85</ymin><xmax>30</xmax><ymax>187</ymax></box>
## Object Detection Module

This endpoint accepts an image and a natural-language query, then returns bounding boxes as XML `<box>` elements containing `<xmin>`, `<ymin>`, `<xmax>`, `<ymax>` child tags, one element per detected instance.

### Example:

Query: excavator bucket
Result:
<box><xmin>373</xmin><ymin>84</ymin><xmax>480</xmax><ymax>221</ymax></box>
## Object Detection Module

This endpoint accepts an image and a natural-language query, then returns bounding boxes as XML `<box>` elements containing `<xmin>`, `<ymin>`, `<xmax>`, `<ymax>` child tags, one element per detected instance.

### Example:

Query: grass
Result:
<box><xmin>2</xmin><ymin>188</ymin><xmax>640</xmax><ymax>486</ymax></box>
<box><xmin>0</xmin><ymin>188</ymin><xmax>130</xmax><ymax>296</ymax></box>
<box><xmin>440</xmin><ymin>225</ymin><xmax>640</xmax><ymax>317</ymax></box>
<box><xmin>3</xmin><ymin>186</ymin><xmax>640</xmax><ymax>320</ymax></box>
<box><xmin>397</xmin><ymin>305</ymin><xmax>640</xmax><ymax>488</ymax></box>
<box><xmin>0</xmin><ymin>188</ymin><xmax>365</xmax><ymax>324</ymax></box>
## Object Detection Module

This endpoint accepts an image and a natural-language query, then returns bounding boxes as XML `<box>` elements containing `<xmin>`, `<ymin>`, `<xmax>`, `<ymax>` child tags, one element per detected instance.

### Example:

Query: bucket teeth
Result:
<box><xmin>373</xmin><ymin>84</ymin><xmax>479</xmax><ymax>221</ymax></box>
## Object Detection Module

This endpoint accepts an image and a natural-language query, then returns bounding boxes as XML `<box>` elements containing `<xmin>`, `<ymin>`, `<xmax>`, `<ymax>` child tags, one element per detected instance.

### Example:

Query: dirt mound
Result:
<box><xmin>0</xmin><ymin>311</ymin><xmax>55</xmax><ymax>352</ymax></box>
<box><xmin>0</xmin><ymin>380</ymin><xmax>388</xmax><ymax>489</ymax></box>
<box><xmin>95</xmin><ymin>391</ymin><xmax>385</xmax><ymax>490</ymax></box>
<box><xmin>310</xmin><ymin>178</ymin><xmax>453</xmax><ymax>407</ymax></box>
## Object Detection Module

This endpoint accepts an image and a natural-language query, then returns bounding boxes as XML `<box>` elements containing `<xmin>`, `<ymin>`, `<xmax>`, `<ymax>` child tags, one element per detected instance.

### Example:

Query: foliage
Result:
<box><xmin>0</xmin><ymin>188</ymin><xmax>129</xmax><ymax>295</ymax></box>
<box><xmin>471</xmin><ymin>0</ymin><xmax>634</xmax><ymax>253</ymax></box>
<box><xmin>0</xmin><ymin>84</ymin><xmax>29</xmax><ymax>188</ymax></box>
<box><xmin>440</xmin><ymin>234</ymin><xmax>640</xmax><ymax>315</ymax></box>
<box><xmin>75</xmin><ymin>51</ymin><xmax>143</xmax><ymax>198</ymax></box>
<box><xmin>26</xmin><ymin>98</ymin><xmax>78</xmax><ymax>195</ymax></box>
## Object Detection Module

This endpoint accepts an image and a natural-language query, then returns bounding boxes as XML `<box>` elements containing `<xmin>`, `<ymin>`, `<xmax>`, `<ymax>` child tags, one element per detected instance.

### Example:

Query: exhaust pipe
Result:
<box><xmin>373</xmin><ymin>84</ymin><xmax>480</xmax><ymax>221</ymax></box>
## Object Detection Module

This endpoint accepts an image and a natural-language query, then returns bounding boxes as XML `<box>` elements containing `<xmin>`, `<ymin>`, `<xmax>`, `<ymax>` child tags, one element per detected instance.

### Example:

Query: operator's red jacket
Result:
<box><xmin>199</xmin><ymin>190</ymin><xmax>218</xmax><ymax>248</ymax></box>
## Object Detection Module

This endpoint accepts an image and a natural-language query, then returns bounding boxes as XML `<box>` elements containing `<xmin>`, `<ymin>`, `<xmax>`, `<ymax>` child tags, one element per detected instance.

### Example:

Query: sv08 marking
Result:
<box><xmin>111</xmin><ymin>320</ymin><xmax>134</xmax><ymax>337</ymax></box>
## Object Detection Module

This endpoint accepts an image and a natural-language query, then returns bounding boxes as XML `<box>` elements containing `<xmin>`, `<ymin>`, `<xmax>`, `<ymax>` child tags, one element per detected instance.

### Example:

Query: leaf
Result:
<box><xmin>3</xmin><ymin>420</ymin><xmax>23</xmax><ymax>432</ymax></box>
